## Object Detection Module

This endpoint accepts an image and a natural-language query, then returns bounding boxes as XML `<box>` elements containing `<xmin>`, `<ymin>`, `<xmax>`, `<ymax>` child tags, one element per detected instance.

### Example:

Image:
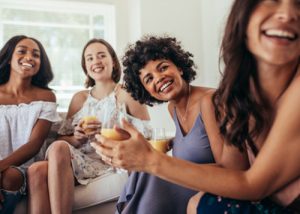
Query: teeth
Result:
<box><xmin>265</xmin><ymin>29</ymin><xmax>296</xmax><ymax>40</ymax></box>
<box><xmin>93</xmin><ymin>67</ymin><xmax>103</xmax><ymax>72</ymax></box>
<box><xmin>159</xmin><ymin>81</ymin><xmax>172</xmax><ymax>92</ymax></box>
<box><xmin>22</xmin><ymin>62</ymin><xmax>33</xmax><ymax>67</ymax></box>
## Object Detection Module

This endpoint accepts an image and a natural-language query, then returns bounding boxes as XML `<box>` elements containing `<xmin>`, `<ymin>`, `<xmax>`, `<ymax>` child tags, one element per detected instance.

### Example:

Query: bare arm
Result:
<box><xmin>200</xmin><ymin>91</ymin><xmax>250</xmax><ymax>170</ymax></box>
<box><xmin>0</xmin><ymin>91</ymin><xmax>56</xmax><ymax>171</ymax></box>
<box><xmin>95</xmin><ymin>77</ymin><xmax>300</xmax><ymax>201</ymax></box>
<box><xmin>142</xmin><ymin>77</ymin><xmax>300</xmax><ymax>200</ymax></box>
<box><xmin>57</xmin><ymin>91</ymin><xmax>88</xmax><ymax>147</ymax></box>
<box><xmin>117</xmin><ymin>86</ymin><xmax>150</xmax><ymax>120</ymax></box>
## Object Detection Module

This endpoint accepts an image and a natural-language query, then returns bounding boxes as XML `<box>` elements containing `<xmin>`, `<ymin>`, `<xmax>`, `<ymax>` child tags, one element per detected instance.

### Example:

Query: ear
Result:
<box><xmin>179</xmin><ymin>69</ymin><xmax>183</xmax><ymax>75</ymax></box>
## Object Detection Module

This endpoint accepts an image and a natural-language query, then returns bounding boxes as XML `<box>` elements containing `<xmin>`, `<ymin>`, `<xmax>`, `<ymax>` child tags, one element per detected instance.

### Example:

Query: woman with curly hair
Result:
<box><xmin>93</xmin><ymin>35</ymin><xmax>247</xmax><ymax>214</ymax></box>
<box><xmin>93</xmin><ymin>0</ymin><xmax>300</xmax><ymax>213</ymax></box>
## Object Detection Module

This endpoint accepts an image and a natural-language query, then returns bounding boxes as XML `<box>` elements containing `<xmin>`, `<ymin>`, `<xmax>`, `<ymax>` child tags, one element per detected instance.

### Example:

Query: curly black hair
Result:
<box><xmin>122</xmin><ymin>35</ymin><xmax>197</xmax><ymax>106</ymax></box>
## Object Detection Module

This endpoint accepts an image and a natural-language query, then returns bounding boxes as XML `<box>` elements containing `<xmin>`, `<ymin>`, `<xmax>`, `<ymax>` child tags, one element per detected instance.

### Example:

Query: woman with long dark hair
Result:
<box><xmin>93</xmin><ymin>0</ymin><xmax>300</xmax><ymax>213</ymax></box>
<box><xmin>0</xmin><ymin>35</ymin><xmax>59</xmax><ymax>214</ymax></box>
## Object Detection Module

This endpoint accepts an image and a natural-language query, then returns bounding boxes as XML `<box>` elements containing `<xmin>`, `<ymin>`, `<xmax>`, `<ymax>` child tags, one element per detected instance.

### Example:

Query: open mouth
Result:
<box><xmin>263</xmin><ymin>29</ymin><xmax>298</xmax><ymax>41</ymax></box>
<box><xmin>20</xmin><ymin>62</ymin><xmax>33</xmax><ymax>68</ymax></box>
<box><xmin>92</xmin><ymin>66</ymin><xmax>104</xmax><ymax>73</ymax></box>
<box><xmin>158</xmin><ymin>80</ymin><xmax>173</xmax><ymax>93</ymax></box>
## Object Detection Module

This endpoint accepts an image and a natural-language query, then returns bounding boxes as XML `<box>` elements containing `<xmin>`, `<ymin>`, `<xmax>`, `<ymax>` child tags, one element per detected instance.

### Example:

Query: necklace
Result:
<box><xmin>177</xmin><ymin>85</ymin><xmax>191</xmax><ymax>122</ymax></box>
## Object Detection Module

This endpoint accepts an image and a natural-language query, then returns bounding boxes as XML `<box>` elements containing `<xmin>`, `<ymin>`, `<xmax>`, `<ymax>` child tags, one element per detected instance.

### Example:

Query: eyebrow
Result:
<box><xmin>17</xmin><ymin>45</ymin><xmax>40</xmax><ymax>53</ymax></box>
<box><xmin>142</xmin><ymin>60</ymin><xmax>167</xmax><ymax>82</ymax></box>
<box><xmin>85</xmin><ymin>51</ymin><xmax>106</xmax><ymax>58</ymax></box>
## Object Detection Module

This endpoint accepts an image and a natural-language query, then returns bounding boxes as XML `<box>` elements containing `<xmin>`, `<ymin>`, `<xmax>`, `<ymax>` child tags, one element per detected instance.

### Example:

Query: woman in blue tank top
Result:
<box><xmin>92</xmin><ymin>36</ymin><xmax>248</xmax><ymax>214</ymax></box>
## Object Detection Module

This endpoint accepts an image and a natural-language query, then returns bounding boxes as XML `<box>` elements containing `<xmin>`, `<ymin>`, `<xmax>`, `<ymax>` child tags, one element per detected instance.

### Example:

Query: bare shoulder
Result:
<box><xmin>35</xmin><ymin>88</ymin><xmax>56</xmax><ymax>102</ymax></box>
<box><xmin>192</xmin><ymin>86</ymin><xmax>215</xmax><ymax>110</ymax></box>
<box><xmin>116</xmin><ymin>85</ymin><xmax>150</xmax><ymax>120</ymax></box>
<box><xmin>66</xmin><ymin>90</ymin><xmax>89</xmax><ymax>118</ymax></box>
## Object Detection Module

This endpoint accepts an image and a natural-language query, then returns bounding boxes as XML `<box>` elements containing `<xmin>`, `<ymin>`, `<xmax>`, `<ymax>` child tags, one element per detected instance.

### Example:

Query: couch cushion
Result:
<box><xmin>73</xmin><ymin>171</ymin><xmax>128</xmax><ymax>210</ymax></box>
<box><xmin>14</xmin><ymin>171</ymin><xmax>128</xmax><ymax>213</ymax></box>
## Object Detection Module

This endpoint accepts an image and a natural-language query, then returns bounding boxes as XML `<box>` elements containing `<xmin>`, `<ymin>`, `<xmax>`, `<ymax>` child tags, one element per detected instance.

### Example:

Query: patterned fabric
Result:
<box><xmin>49</xmin><ymin>89</ymin><xmax>151</xmax><ymax>185</ymax></box>
<box><xmin>0</xmin><ymin>101</ymin><xmax>60</xmax><ymax>168</ymax></box>
<box><xmin>197</xmin><ymin>193</ymin><xmax>294</xmax><ymax>214</ymax></box>
<box><xmin>116</xmin><ymin>111</ymin><xmax>215</xmax><ymax>214</ymax></box>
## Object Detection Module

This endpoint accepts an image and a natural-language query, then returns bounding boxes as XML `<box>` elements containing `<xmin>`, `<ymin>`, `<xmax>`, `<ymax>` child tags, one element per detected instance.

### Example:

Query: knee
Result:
<box><xmin>27</xmin><ymin>161</ymin><xmax>48</xmax><ymax>187</ymax></box>
<box><xmin>187</xmin><ymin>191</ymin><xmax>205</xmax><ymax>214</ymax></box>
<box><xmin>1</xmin><ymin>167</ymin><xmax>24</xmax><ymax>191</ymax></box>
<box><xmin>47</xmin><ymin>140</ymin><xmax>71</xmax><ymax>162</ymax></box>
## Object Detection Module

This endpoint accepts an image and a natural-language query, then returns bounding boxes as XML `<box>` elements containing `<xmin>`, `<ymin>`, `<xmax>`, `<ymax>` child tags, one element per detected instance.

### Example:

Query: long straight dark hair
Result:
<box><xmin>212</xmin><ymin>0</ymin><xmax>272</xmax><ymax>155</ymax></box>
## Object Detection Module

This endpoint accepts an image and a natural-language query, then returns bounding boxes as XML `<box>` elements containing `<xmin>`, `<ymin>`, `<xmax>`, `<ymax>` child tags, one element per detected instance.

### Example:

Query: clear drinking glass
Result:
<box><xmin>149</xmin><ymin>128</ymin><xmax>170</xmax><ymax>153</ymax></box>
<box><xmin>81</xmin><ymin>103</ymin><xmax>100</xmax><ymax>152</ymax></box>
<box><xmin>100</xmin><ymin>102</ymin><xmax>128</xmax><ymax>173</ymax></box>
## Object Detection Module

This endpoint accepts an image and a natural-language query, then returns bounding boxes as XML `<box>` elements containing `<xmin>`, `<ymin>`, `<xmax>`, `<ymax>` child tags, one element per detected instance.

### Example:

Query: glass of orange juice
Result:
<box><xmin>100</xmin><ymin>102</ymin><xmax>128</xmax><ymax>172</ymax></box>
<box><xmin>149</xmin><ymin>128</ymin><xmax>170</xmax><ymax>153</ymax></box>
<box><xmin>101</xmin><ymin>102</ymin><xmax>127</xmax><ymax>140</ymax></box>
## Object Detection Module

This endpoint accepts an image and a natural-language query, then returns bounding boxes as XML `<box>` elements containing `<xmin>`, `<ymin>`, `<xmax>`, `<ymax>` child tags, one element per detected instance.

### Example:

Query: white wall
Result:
<box><xmin>138</xmin><ymin>0</ymin><xmax>233</xmax><ymax>132</ymax></box>
<box><xmin>41</xmin><ymin>0</ymin><xmax>234</xmax><ymax>133</ymax></box>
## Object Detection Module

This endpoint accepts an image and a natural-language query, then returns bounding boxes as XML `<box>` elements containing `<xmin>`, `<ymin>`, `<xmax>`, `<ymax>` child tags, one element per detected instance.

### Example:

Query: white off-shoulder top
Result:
<box><xmin>0</xmin><ymin>101</ymin><xmax>61</xmax><ymax>168</ymax></box>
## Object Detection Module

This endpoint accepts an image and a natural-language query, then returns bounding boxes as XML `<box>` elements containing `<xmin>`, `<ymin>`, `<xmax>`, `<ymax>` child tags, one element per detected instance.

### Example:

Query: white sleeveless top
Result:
<box><xmin>0</xmin><ymin>101</ymin><xmax>60</xmax><ymax>167</ymax></box>
<box><xmin>55</xmin><ymin>88</ymin><xmax>151</xmax><ymax>184</ymax></box>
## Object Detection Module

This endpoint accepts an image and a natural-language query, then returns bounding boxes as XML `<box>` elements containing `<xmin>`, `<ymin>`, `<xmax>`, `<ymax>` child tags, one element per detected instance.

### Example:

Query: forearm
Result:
<box><xmin>0</xmin><ymin>143</ymin><xmax>40</xmax><ymax>170</ymax></box>
<box><xmin>147</xmin><ymin>152</ymin><xmax>260</xmax><ymax>200</ymax></box>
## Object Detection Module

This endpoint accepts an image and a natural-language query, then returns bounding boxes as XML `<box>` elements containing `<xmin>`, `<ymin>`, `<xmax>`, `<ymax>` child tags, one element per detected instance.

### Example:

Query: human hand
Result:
<box><xmin>73</xmin><ymin>120</ymin><xmax>89</xmax><ymax>146</ymax></box>
<box><xmin>81</xmin><ymin>116</ymin><xmax>101</xmax><ymax>136</ymax></box>
<box><xmin>91</xmin><ymin>119</ymin><xmax>155</xmax><ymax>172</ymax></box>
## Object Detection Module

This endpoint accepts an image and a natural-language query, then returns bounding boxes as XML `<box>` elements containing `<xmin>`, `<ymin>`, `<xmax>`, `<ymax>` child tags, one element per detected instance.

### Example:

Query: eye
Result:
<box><xmin>144</xmin><ymin>75</ymin><xmax>153</xmax><ymax>84</ymax></box>
<box><xmin>86</xmin><ymin>56</ymin><xmax>93</xmax><ymax>62</ymax></box>
<box><xmin>16</xmin><ymin>49</ymin><xmax>26</xmax><ymax>54</ymax></box>
<box><xmin>159</xmin><ymin>64</ymin><xmax>169</xmax><ymax>72</ymax></box>
<box><xmin>33</xmin><ymin>52</ymin><xmax>40</xmax><ymax>58</ymax></box>
<box><xmin>98</xmin><ymin>53</ymin><xmax>106</xmax><ymax>59</ymax></box>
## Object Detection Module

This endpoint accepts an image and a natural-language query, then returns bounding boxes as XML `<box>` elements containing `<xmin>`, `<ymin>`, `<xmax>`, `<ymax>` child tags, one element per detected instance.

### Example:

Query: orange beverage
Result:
<box><xmin>149</xmin><ymin>139</ymin><xmax>169</xmax><ymax>153</ymax></box>
<box><xmin>101</xmin><ymin>128</ymin><xmax>125</xmax><ymax>141</ymax></box>
<box><xmin>82</xmin><ymin>116</ymin><xmax>98</xmax><ymax>135</ymax></box>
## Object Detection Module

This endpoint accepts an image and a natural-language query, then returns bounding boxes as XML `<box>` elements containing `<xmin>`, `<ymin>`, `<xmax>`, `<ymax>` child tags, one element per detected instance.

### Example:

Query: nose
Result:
<box><xmin>275</xmin><ymin>2</ymin><xmax>299</xmax><ymax>22</ymax></box>
<box><xmin>24</xmin><ymin>52</ymin><xmax>33</xmax><ymax>61</ymax></box>
<box><xmin>154</xmin><ymin>71</ymin><xmax>164</xmax><ymax>84</ymax></box>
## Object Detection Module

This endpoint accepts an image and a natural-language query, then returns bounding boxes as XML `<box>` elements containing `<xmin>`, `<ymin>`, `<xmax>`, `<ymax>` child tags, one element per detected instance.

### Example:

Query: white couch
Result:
<box><xmin>14</xmin><ymin>113</ymin><xmax>128</xmax><ymax>214</ymax></box>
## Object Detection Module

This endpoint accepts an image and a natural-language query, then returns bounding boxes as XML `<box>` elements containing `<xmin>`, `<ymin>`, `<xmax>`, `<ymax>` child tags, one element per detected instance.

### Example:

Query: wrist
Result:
<box><xmin>145</xmin><ymin>149</ymin><xmax>165</xmax><ymax>175</ymax></box>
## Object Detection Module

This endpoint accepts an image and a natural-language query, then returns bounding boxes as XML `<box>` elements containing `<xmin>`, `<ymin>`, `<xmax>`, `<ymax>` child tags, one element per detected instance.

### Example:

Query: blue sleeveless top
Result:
<box><xmin>116</xmin><ymin>111</ymin><xmax>215</xmax><ymax>214</ymax></box>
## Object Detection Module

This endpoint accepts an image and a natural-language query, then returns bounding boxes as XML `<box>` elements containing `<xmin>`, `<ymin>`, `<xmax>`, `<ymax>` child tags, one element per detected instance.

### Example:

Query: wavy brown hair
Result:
<box><xmin>212</xmin><ymin>0</ymin><xmax>272</xmax><ymax>154</ymax></box>
<box><xmin>81</xmin><ymin>38</ymin><xmax>121</xmax><ymax>88</ymax></box>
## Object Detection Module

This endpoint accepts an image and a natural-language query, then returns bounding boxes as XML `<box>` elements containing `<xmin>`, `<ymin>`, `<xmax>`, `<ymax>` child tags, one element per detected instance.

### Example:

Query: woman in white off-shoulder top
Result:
<box><xmin>0</xmin><ymin>35</ymin><xmax>59</xmax><ymax>214</ymax></box>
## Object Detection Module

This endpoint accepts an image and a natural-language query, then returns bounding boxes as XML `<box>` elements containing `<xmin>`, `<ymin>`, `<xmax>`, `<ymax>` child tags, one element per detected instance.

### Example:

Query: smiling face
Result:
<box><xmin>246</xmin><ymin>0</ymin><xmax>300</xmax><ymax>66</ymax></box>
<box><xmin>10</xmin><ymin>38</ymin><xmax>41</xmax><ymax>78</ymax></box>
<box><xmin>84</xmin><ymin>42</ymin><xmax>114</xmax><ymax>82</ymax></box>
<box><xmin>139</xmin><ymin>59</ymin><xmax>186</xmax><ymax>102</ymax></box>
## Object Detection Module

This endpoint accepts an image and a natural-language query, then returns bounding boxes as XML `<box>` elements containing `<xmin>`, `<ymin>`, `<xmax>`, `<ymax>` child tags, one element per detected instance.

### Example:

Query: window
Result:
<box><xmin>0</xmin><ymin>0</ymin><xmax>116</xmax><ymax>111</ymax></box>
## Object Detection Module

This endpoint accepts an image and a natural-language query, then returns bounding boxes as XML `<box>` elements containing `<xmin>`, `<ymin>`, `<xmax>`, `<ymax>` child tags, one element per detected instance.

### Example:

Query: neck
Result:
<box><xmin>255</xmin><ymin>61</ymin><xmax>299</xmax><ymax>105</ymax></box>
<box><xmin>92</xmin><ymin>80</ymin><xmax>117</xmax><ymax>100</ymax></box>
<box><xmin>4</xmin><ymin>76</ymin><xmax>33</xmax><ymax>96</ymax></box>
<box><xmin>172</xmin><ymin>84</ymin><xmax>191</xmax><ymax>121</ymax></box>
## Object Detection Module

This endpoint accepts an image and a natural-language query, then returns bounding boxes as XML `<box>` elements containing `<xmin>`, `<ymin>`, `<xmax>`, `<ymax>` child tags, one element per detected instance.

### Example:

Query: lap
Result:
<box><xmin>197</xmin><ymin>193</ymin><xmax>293</xmax><ymax>214</ymax></box>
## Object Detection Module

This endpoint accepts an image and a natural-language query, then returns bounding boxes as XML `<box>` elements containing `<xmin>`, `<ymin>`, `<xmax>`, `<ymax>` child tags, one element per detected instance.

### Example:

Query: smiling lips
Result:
<box><xmin>21</xmin><ymin>62</ymin><xmax>33</xmax><ymax>68</ymax></box>
<box><xmin>92</xmin><ymin>66</ymin><xmax>104</xmax><ymax>73</ymax></box>
<box><xmin>264</xmin><ymin>29</ymin><xmax>298</xmax><ymax>41</ymax></box>
<box><xmin>158</xmin><ymin>80</ymin><xmax>173</xmax><ymax>93</ymax></box>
